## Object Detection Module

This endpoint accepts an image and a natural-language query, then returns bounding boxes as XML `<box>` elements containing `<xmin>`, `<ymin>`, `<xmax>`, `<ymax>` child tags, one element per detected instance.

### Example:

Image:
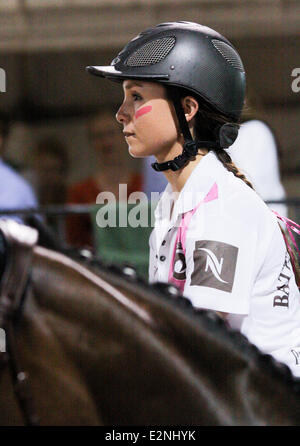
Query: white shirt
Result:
<box><xmin>149</xmin><ymin>151</ymin><xmax>300</xmax><ymax>377</ymax></box>
<box><xmin>228</xmin><ymin>120</ymin><xmax>288</xmax><ymax>217</ymax></box>
<box><xmin>142</xmin><ymin>120</ymin><xmax>287</xmax><ymax>217</ymax></box>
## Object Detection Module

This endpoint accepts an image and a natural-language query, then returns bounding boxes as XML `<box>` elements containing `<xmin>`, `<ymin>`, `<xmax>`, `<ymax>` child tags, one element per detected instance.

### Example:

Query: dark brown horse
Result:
<box><xmin>1</xmin><ymin>243</ymin><xmax>300</xmax><ymax>426</ymax></box>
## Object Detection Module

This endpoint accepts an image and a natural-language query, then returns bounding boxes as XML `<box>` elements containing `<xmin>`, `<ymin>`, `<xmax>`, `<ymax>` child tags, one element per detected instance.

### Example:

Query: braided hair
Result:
<box><xmin>213</xmin><ymin>148</ymin><xmax>254</xmax><ymax>189</ymax></box>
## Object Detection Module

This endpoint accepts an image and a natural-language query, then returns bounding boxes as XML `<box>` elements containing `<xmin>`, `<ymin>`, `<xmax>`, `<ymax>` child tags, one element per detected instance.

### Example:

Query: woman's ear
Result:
<box><xmin>181</xmin><ymin>96</ymin><xmax>199</xmax><ymax>122</ymax></box>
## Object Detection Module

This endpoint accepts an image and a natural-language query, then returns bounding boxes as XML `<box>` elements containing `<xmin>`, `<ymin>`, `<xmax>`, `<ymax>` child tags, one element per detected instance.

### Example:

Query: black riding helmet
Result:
<box><xmin>86</xmin><ymin>21</ymin><xmax>246</xmax><ymax>172</ymax></box>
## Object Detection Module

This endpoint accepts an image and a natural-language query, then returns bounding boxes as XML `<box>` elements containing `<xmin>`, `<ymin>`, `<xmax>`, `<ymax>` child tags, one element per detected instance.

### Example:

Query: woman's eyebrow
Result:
<box><xmin>124</xmin><ymin>81</ymin><xmax>144</xmax><ymax>89</ymax></box>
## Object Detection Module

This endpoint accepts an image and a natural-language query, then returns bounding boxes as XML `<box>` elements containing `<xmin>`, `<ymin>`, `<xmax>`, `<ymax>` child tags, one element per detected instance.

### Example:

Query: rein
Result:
<box><xmin>0</xmin><ymin>220</ymin><xmax>39</xmax><ymax>426</ymax></box>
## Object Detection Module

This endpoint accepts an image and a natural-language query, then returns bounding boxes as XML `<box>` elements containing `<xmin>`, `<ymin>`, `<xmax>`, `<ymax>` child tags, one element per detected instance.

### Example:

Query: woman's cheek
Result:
<box><xmin>134</xmin><ymin>105</ymin><xmax>153</xmax><ymax>120</ymax></box>
<box><xmin>127</xmin><ymin>133</ymin><xmax>152</xmax><ymax>158</ymax></box>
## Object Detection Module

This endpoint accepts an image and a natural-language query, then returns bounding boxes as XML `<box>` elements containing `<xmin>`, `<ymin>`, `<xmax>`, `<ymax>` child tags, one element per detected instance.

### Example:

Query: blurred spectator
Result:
<box><xmin>228</xmin><ymin>119</ymin><xmax>288</xmax><ymax>217</ymax></box>
<box><xmin>26</xmin><ymin>136</ymin><xmax>69</xmax><ymax>206</ymax></box>
<box><xmin>66</xmin><ymin>110</ymin><xmax>142</xmax><ymax>248</ymax></box>
<box><xmin>228</xmin><ymin>90</ymin><xmax>287</xmax><ymax>217</ymax></box>
<box><xmin>0</xmin><ymin>114</ymin><xmax>38</xmax><ymax>221</ymax></box>
<box><xmin>24</xmin><ymin>136</ymin><xmax>69</xmax><ymax>236</ymax></box>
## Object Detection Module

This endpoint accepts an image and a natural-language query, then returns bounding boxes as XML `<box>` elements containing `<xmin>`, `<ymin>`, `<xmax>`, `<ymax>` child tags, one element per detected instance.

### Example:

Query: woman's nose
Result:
<box><xmin>116</xmin><ymin>103</ymin><xmax>129</xmax><ymax>124</ymax></box>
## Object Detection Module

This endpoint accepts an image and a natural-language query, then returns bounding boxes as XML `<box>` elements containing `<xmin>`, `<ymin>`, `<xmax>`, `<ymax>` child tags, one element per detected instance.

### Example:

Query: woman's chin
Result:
<box><xmin>128</xmin><ymin>146</ymin><xmax>151</xmax><ymax>159</ymax></box>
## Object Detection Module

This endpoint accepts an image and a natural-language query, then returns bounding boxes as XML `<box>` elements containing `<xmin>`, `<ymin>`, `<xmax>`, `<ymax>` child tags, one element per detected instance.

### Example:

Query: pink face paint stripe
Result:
<box><xmin>135</xmin><ymin>105</ymin><xmax>152</xmax><ymax>119</ymax></box>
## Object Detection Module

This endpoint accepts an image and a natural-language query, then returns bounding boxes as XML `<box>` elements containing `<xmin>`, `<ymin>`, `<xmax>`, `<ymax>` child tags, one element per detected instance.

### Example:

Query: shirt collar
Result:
<box><xmin>154</xmin><ymin>151</ymin><xmax>225</xmax><ymax>223</ymax></box>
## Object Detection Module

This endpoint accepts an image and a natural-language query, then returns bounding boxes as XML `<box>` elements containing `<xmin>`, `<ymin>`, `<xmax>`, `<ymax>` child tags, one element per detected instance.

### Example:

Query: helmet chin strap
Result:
<box><xmin>151</xmin><ymin>90</ymin><xmax>239</xmax><ymax>172</ymax></box>
<box><xmin>151</xmin><ymin>92</ymin><xmax>220</xmax><ymax>172</ymax></box>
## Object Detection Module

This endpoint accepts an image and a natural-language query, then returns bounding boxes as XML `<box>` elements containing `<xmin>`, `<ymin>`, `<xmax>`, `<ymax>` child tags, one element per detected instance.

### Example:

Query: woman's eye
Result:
<box><xmin>132</xmin><ymin>93</ymin><xmax>142</xmax><ymax>101</ymax></box>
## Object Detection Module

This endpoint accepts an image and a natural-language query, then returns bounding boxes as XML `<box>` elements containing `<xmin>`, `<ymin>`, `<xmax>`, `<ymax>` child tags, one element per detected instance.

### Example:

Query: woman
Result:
<box><xmin>86</xmin><ymin>21</ymin><xmax>300</xmax><ymax>377</ymax></box>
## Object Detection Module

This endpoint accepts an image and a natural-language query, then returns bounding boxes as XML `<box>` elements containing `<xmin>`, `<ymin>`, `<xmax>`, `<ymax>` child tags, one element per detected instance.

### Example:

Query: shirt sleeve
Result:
<box><xmin>0</xmin><ymin>178</ymin><xmax>38</xmax><ymax>209</ymax></box>
<box><xmin>183</xmin><ymin>192</ymin><xmax>270</xmax><ymax>315</ymax></box>
<box><xmin>20</xmin><ymin>182</ymin><xmax>38</xmax><ymax>208</ymax></box>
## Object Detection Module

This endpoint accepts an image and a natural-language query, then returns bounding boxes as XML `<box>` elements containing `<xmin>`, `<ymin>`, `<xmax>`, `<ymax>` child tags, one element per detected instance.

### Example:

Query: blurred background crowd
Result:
<box><xmin>0</xmin><ymin>0</ymin><xmax>299</xmax><ymax>274</ymax></box>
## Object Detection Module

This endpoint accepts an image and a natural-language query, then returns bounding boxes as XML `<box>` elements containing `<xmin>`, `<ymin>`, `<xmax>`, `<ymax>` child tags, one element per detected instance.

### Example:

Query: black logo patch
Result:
<box><xmin>172</xmin><ymin>241</ymin><xmax>186</xmax><ymax>281</ymax></box>
<box><xmin>191</xmin><ymin>240</ymin><xmax>238</xmax><ymax>292</ymax></box>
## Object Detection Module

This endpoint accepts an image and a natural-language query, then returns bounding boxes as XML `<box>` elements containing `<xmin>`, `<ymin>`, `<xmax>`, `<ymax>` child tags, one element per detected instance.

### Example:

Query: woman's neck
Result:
<box><xmin>159</xmin><ymin>148</ymin><xmax>208</xmax><ymax>193</ymax></box>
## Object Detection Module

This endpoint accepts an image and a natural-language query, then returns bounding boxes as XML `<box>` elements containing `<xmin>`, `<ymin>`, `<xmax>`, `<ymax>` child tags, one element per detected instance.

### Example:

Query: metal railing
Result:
<box><xmin>1</xmin><ymin>198</ymin><xmax>300</xmax><ymax>251</ymax></box>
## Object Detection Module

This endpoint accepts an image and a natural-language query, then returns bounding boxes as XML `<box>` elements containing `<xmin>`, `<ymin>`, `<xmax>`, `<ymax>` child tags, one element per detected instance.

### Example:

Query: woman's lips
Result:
<box><xmin>123</xmin><ymin>131</ymin><xmax>136</xmax><ymax>139</ymax></box>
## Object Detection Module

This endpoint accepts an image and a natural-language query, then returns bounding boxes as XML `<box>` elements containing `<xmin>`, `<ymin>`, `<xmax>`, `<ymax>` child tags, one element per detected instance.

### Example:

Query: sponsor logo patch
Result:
<box><xmin>273</xmin><ymin>252</ymin><xmax>292</xmax><ymax>308</ymax></box>
<box><xmin>191</xmin><ymin>240</ymin><xmax>238</xmax><ymax>292</ymax></box>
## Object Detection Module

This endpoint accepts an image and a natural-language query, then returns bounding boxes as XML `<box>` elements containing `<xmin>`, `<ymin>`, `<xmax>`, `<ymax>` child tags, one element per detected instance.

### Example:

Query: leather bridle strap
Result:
<box><xmin>0</xmin><ymin>219</ymin><xmax>39</xmax><ymax>426</ymax></box>
<box><xmin>6</xmin><ymin>321</ymin><xmax>39</xmax><ymax>425</ymax></box>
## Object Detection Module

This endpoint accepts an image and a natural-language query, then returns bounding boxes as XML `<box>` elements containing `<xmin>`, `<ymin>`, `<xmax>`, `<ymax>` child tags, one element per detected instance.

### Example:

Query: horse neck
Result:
<box><xmin>18</xmin><ymin>247</ymin><xmax>300</xmax><ymax>426</ymax></box>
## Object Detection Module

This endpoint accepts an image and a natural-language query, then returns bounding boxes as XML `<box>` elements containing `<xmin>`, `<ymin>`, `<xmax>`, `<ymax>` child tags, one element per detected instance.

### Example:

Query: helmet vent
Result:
<box><xmin>212</xmin><ymin>40</ymin><xmax>244</xmax><ymax>72</ymax></box>
<box><xmin>125</xmin><ymin>37</ymin><xmax>176</xmax><ymax>67</ymax></box>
